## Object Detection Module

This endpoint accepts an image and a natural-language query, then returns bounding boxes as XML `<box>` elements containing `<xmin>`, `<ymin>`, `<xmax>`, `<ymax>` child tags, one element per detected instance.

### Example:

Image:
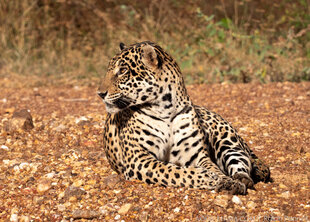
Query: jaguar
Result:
<box><xmin>98</xmin><ymin>41</ymin><xmax>270</xmax><ymax>194</ymax></box>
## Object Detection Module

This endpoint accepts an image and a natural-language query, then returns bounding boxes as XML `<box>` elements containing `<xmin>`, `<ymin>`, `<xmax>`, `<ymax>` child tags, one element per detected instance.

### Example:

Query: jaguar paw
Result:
<box><xmin>215</xmin><ymin>177</ymin><xmax>247</xmax><ymax>195</ymax></box>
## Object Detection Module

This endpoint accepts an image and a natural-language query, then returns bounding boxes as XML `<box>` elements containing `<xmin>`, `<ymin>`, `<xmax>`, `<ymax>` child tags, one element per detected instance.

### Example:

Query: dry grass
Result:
<box><xmin>0</xmin><ymin>0</ymin><xmax>309</xmax><ymax>86</ymax></box>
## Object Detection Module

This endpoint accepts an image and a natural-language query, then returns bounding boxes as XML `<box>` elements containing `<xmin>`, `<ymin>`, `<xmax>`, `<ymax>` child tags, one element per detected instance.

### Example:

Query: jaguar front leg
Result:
<box><xmin>195</xmin><ymin>105</ymin><xmax>271</xmax><ymax>186</ymax></box>
<box><xmin>195</xmin><ymin>152</ymin><xmax>248</xmax><ymax>194</ymax></box>
<box><xmin>122</xmin><ymin>141</ymin><xmax>247</xmax><ymax>194</ymax></box>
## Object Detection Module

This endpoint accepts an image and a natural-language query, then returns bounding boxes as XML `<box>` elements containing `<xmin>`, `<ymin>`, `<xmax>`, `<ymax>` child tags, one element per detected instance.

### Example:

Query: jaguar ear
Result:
<box><xmin>119</xmin><ymin>42</ymin><xmax>126</xmax><ymax>50</ymax></box>
<box><xmin>142</xmin><ymin>44</ymin><xmax>159</xmax><ymax>69</ymax></box>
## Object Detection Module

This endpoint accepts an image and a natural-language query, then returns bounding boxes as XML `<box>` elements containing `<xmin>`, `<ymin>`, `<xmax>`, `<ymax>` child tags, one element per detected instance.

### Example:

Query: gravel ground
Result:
<box><xmin>0</xmin><ymin>80</ymin><xmax>309</xmax><ymax>221</ymax></box>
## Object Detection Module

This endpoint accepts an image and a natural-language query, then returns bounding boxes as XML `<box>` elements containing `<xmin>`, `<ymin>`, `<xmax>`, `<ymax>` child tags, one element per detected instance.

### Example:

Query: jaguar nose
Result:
<box><xmin>97</xmin><ymin>91</ymin><xmax>108</xmax><ymax>99</ymax></box>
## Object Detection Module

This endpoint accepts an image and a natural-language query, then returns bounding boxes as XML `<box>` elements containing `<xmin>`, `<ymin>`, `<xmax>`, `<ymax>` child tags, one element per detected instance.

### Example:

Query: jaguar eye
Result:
<box><xmin>118</xmin><ymin>68</ymin><xmax>128</xmax><ymax>75</ymax></box>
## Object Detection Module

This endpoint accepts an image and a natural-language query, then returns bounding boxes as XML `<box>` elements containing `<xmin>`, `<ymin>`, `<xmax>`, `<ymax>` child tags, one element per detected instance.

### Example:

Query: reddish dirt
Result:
<box><xmin>0</xmin><ymin>81</ymin><xmax>309</xmax><ymax>221</ymax></box>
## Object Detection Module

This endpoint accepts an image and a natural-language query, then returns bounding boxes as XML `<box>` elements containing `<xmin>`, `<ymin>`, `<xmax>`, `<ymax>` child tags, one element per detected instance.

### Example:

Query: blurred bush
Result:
<box><xmin>0</xmin><ymin>0</ymin><xmax>309</xmax><ymax>85</ymax></box>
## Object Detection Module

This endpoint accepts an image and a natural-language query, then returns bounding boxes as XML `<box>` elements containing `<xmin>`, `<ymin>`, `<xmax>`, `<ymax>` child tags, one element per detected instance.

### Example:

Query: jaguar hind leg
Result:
<box><xmin>194</xmin><ymin>105</ymin><xmax>271</xmax><ymax>186</ymax></box>
<box><xmin>250</xmin><ymin>154</ymin><xmax>271</xmax><ymax>183</ymax></box>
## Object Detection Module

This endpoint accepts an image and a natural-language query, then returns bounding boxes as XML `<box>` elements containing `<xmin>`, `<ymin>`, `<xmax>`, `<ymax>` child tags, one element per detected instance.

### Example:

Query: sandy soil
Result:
<box><xmin>0</xmin><ymin>81</ymin><xmax>309</xmax><ymax>221</ymax></box>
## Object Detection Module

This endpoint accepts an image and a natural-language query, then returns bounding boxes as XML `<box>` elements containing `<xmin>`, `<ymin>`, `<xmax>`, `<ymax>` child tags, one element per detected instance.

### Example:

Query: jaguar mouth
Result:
<box><xmin>104</xmin><ymin>97</ymin><xmax>131</xmax><ymax>113</ymax></box>
<box><xmin>114</xmin><ymin>97</ymin><xmax>131</xmax><ymax>109</ymax></box>
<box><xmin>104</xmin><ymin>102</ymin><xmax>115</xmax><ymax>110</ymax></box>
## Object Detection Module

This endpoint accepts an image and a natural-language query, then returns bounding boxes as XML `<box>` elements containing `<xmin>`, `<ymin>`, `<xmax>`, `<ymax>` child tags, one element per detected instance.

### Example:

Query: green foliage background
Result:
<box><xmin>0</xmin><ymin>0</ymin><xmax>309</xmax><ymax>85</ymax></box>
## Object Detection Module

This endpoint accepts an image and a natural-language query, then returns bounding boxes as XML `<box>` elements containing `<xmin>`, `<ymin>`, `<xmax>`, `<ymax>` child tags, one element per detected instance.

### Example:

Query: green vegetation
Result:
<box><xmin>0</xmin><ymin>0</ymin><xmax>309</xmax><ymax>85</ymax></box>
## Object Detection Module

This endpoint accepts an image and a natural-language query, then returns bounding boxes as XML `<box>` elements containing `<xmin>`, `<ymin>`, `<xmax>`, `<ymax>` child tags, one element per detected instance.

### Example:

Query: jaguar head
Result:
<box><xmin>98</xmin><ymin>41</ymin><xmax>165</xmax><ymax>113</ymax></box>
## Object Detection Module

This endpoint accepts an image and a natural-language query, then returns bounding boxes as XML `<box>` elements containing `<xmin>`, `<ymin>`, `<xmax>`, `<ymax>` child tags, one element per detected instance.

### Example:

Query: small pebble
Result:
<box><xmin>173</xmin><ymin>207</ymin><xmax>180</xmax><ymax>213</ymax></box>
<box><xmin>20</xmin><ymin>215</ymin><xmax>30</xmax><ymax>222</ymax></box>
<box><xmin>279</xmin><ymin>183</ymin><xmax>288</xmax><ymax>189</ymax></box>
<box><xmin>72</xmin><ymin>179</ymin><xmax>83</xmax><ymax>187</ymax></box>
<box><xmin>57</xmin><ymin>204</ymin><xmax>66</xmax><ymax>211</ymax></box>
<box><xmin>13</xmin><ymin>165</ymin><xmax>20</xmax><ymax>173</ymax></box>
<box><xmin>232</xmin><ymin>195</ymin><xmax>242</xmax><ymax>205</ymax></box>
<box><xmin>55</xmin><ymin>124</ymin><xmax>66</xmax><ymax>132</ymax></box>
<box><xmin>118</xmin><ymin>203</ymin><xmax>132</xmax><ymax>214</ymax></box>
<box><xmin>64</xmin><ymin>186</ymin><xmax>86</xmax><ymax>199</ymax></box>
<box><xmin>214</xmin><ymin>195</ymin><xmax>229</xmax><ymax>208</ymax></box>
<box><xmin>269</xmin><ymin>208</ymin><xmax>281</xmax><ymax>215</ymax></box>
<box><xmin>45</xmin><ymin>172</ymin><xmax>56</xmax><ymax>179</ymax></box>
<box><xmin>3</xmin><ymin>159</ymin><xmax>10</xmax><ymax>165</ymax></box>
<box><xmin>19</xmin><ymin>162</ymin><xmax>29</xmax><ymax>170</ymax></box>
<box><xmin>71</xmin><ymin>209</ymin><xmax>100</xmax><ymax>219</ymax></box>
<box><xmin>0</xmin><ymin>145</ymin><xmax>9</xmax><ymax>150</ymax></box>
<box><xmin>10</xmin><ymin>214</ymin><xmax>18</xmax><ymax>222</ymax></box>
<box><xmin>281</xmin><ymin>191</ymin><xmax>290</xmax><ymax>198</ymax></box>
<box><xmin>37</xmin><ymin>179</ymin><xmax>51</xmax><ymax>193</ymax></box>
<box><xmin>247</xmin><ymin>201</ymin><xmax>257</xmax><ymax>209</ymax></box>
<box><xmin>75</xmin><ymin>116</ymin><xmax>88</xmax><ymax>124</ymax></box>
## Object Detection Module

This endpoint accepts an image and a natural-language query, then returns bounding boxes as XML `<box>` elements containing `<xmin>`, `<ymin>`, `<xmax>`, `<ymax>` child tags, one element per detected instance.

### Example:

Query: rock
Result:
<box><xmin>72</xmin><ymin>179</ymin><xmax>84</xmax><ymax>187</ymax></box>
<box><xmin>5</xmin><ymin>107</ymin><xmax>14</xmax><ymax>113</ymax></box>
<box><xmin>214</xmin><ymin>195</ymin><xmax>230</xmax><ymax>208</ymax></box>
<box><xmin>246</xmin><ymin>201</ymin><xmax>257</xmax><ymax>209</ymax></box>
<box><xmin>247</xmin><ymin>189</ymin><xmax>256</xmax><ymax>195</ymax></box>
<box><xmin>19</xmin><ymin>162</ymin><xmax>30</xmax><ymax>170</ymax></box>
<box><xmin>0</xmin><ymin>145</ymin><xmax>9</xmax><ymax>150</ymax></box>
<box><xmin>44</xmin><ymin>172</ymin><xmax>56</xmax><ymax>179</ymax></box>
<box><xmin>33</xmin><ymin>196</ymin><xmax>44</xmax><ymax>204</ymax></box>
<box><xmin>58</xmin><ymin>191</ymin><xmax>65</xmax><ymax>200</ymax></box>
<box><xmin>173</xmin><ymin>207</ymin><xmax>180</xmax><ymax>213</ymax></box>
<box><xmin>37</xmin><ymin>179</ymin><xmax>51</xmax><ymax>193</ymax></box>
<box><xmin>139</xmin><ymin>211</ymin><xmax>149</xmax><ymax>222</ymax></box>
<box><xmin>232</xmin><ymin>195</ymin><xmax>242</xmax><ymax>205</ymax></box>
<box><xmin>87</xmin><ymin>179</ymin><xmax>96</xmax><ymax>185</ymax></box>
<box><xmin>9</xmin><ymin>109</ymin><xmax>34</xmax><ymax>131</ymax></box>
<box><xmin>278</xmin><ymin>156</ymin><xmax>286</xmax><ymax>162</ymax></box>
<box><xmin>279</xmin><ymin>183</ymin><xmax>288</xmax><ymax>189</ymax></box>
<box><xmin>55</xmin><ymin>124</ymin><xmax>66</xmax><ymax>132</ymax></box>
<box><xmin>103</xmin><ymin>174</ymin><xmax>122</xmax><ymax>188</ymax></box>
<box><xmin>118</xmin><ymin>203</ymin><xmax>132</xmax><ymax>214</ymax></box>
<box><xmin>269</xmin><ymin>208</ymin><xmax>281</xmax><ymax>216</ymax></box>
<box><xmin>57</xmin><ymin>204</ymin><xmax>66</xmax><ymax>212</ymax></box>
<box><xmin>77</xmin><ymin>120</ymin><xmax>91</xmax><ymax>127</ymax></box>
<box><xmin>281</xmin><ymin>191</ymin><xmax>291</xmax><ymax>198</ymax></box>
<box><xmin>19</xmin><ymin>215</ymin><xmax>31</xmax><ymax>222</ymax></box>
<box><xmin>75</xmin><ymin>116</ymin><xmax>88</xmax><ymax>124</ymax></box>
<box><xmin>13</xmin><ymin>165</ymin><xmax>21</xmax><ymax>174</ymax></box>
<box><xmin>12</xmin><ymin>162</ymin><xmax>31</xmax><ymax>173</ymax></box>
<box><xmin>71</xmin><ymin>209</ymin><xmax>100</xmax><ymax>219</ymax></box>
<box><xmin>10</xmin><ymin>208</ymin><xmax>19</xmax><ymax>221</ymax></box>
<box><xmin>98</xmin><ymin>206</ymin><xmax>108</xmax><ymax>215</ymax></box>
<box><xmin>68</xmin><ymin>196</ymin><xmax>77</xmax><ymax>202</ymax></box>
<box><xmin>64</xmin><ymin>186</ymin><xmax>86</xmax><ymax>200</ymax></box>
<box><xmin>10</xmin><ymin>213</ymin><xmax>18</xmax><ymax>222</ymax></box>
